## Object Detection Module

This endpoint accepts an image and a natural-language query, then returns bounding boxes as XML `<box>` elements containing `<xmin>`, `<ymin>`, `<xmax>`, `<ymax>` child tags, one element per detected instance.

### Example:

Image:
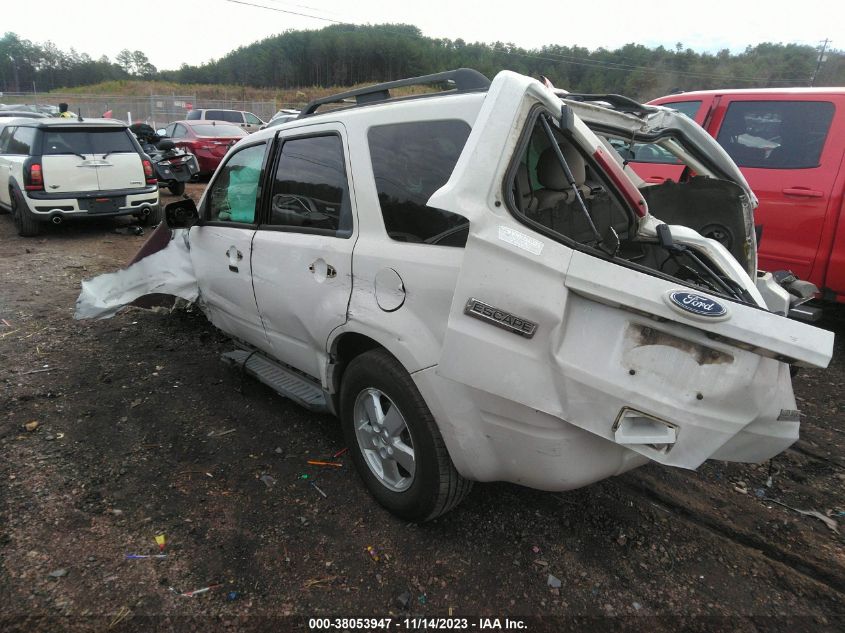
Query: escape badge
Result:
<box><xmin>464</xmin><ymin>298</ymin><xmax>537</xmax><ymax>338</ymax></box>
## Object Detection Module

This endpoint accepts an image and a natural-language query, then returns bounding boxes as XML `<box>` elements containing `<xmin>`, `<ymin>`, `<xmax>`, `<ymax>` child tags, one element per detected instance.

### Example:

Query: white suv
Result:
<box><xmin>0</xmin><ymin>118</ymin><xmax>161</xmax><ymax>236</ymax></box>
<box><xmin>185</xmin><ymin>109</ymin><xmax>265</xmax><ymax>133</ymax></box>
<box><xmin>78</xmin><ymin>70</ymin><xmax>834</xmax><ymax>521</ymax></box>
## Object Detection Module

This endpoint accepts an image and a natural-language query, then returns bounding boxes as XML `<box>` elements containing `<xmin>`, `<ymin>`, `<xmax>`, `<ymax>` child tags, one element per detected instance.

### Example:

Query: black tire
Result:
<box><xmin>138</xmin><ymin>205</ymin><xmax>163</xmax><ymax>227</ymax></box>
<box><xmin>10</xmin><ymin>187</ymin><xmax>40</xmax><ymax>237</ymax></box>
<box><xmin>168</xmin><ymin>181</ymin><xmax>186</xmax><ymax>196</ymax></box>
<box><xmin>340</xmin><ymin>349</ymin><xmax>472</xmax><ymax>521</ymax></box>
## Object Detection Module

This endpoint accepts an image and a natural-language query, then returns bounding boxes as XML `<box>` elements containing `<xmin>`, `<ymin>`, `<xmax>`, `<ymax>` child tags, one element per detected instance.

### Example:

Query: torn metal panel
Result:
<box><xmin>74</xmin><ymin>229</ymin><xmax>199</xmax><ymax>320</ymax></box>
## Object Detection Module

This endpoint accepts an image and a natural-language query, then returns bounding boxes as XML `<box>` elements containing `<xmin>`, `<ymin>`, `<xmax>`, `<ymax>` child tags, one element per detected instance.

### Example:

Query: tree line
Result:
<box><xmin>2</xmin><ymin>26</ymin><xmax>843</xmax><ymax>101</ymax></box>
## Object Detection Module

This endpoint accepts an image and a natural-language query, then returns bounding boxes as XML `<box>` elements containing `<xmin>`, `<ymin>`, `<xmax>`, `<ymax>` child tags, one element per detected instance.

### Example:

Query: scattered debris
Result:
<box><xmin>114</xmin><ymin>226</ymin><xmax>144</xmax><ymax>236</ymax></box>
<box><xmin>207</xmin><ymin>428</ymin><xmax>236</xmax><ymax>438</ymax></box>
<box><xmin>310</xmin><ymin>482</ymin><xmax>328</xmax><ymax>498</ymax></box>
<box><xmin>21</xmin><ymin>367</ymin><xmax>58</xmax><ymax>375</ymax></box>
<box><xmin>764</xmin><ymin>498</ymin><xmax>839</xmax><ymax>534</ymax></box>
<box><xmin>155</xmin><ymin>534</ymin><xmax>166</xmax><ymax>551</ymax></box>
<box><xmin>366</xmin><ymin>545</ymin><xmax>380</xmax><ymax>562</ymax></box>
<box><xmin>616</xmin><ymin>534</ymin><xmax>628</xmax><ymax>546</ymax></box>
<box><xmin>396</xmin><ymin>591</ymin><xmax>412</xmax><ymax>610</ymax></box>
<box><xmin>418</xmin><ymin>594</ymin><xmax>428</xmax><ymax>605</ymax></box>
<box><xmin>24</xmin><ymin>421</ymin><xmax>39</xmax><ymax>432</ymax></box>
<box><xmin>170</xmin><ymin>583</ymin><xmax>222</xmax><ymax>597</ymax></box>
<box><xmin>547</xmin><ymin>574</ymin><xmax>562</xmax><ymax>589</ymax></box>
<box><xmin>299</xmin><ymin>474</ymin><xmax>310</xmax><ymax>480</ymax></box>
<box><xmin>303</xmin><ymin>576</ymin><xmax>337</xmax><ymax>589</ymax></box>
<box><xmin>633</xmin><ymin>602</ymin><xmax>642</xmax><ymax>611</ymax></box>
<box><xmin>108</xmin><ymin>607</ymin><xmax>131</xmax><ymax>629</ymax></box>
<box><xmin>332</xmin><ymin>448</ymin><xmax>349</xmax><ymax>458</ymax></box>
<box><xmin>307</xmin><ymin>460</ymin><xmax>343</xmax><ymax>468</ymax></box>
<box><xmin>532</xmin><ymin>545</ymin><xmax>541</xmax><ymax>554</ymax></box>
<box><xmin>274</xmin><ymin>447</ymin><xmax>284</xmax><ymax>454</ymax></box>
<box><xmin>48</xmin><ymin>568</ymin><xmax>68</xmax><ymax>578</ymax></box>
<box><xmin>260</xmin><ymin>474</ymin><xmax>277</xmax><ymax>488</ymax></box>
<box><xmin>125</xmin><ymin>554</ymin><xmax>167</xmax><ymax>559</ymax></box>
<box><xmin>226</xmin><ymin>591</ymin><xmax>240</xmax><ymax>601</ymax></box>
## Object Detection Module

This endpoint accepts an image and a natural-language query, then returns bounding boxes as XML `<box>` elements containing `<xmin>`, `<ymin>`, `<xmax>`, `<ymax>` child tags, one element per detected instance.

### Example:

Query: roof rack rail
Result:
<box><xmin>299</xmin><ymin>68</ymin><xmax>491</xmax><ymax>117</ymax></box>
<box><xmin>560</xmin><ymin>93</ymin><xmax>655</xmax><ymax>116</ymax></box>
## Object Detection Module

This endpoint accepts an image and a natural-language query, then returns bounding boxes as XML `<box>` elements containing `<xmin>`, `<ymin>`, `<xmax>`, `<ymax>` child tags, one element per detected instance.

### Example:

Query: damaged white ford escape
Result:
<box><xmin>76</xmin><ymin>69</ymin><xmax>834</xmax><ymax>521</ymax></box>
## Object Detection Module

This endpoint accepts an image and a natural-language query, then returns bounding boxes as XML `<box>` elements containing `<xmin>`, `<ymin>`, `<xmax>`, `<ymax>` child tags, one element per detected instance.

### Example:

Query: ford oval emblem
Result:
<box><xmin>667</xmin><ymin>291</ymin><xmax>728</xmax><ymax>318</ymax></box>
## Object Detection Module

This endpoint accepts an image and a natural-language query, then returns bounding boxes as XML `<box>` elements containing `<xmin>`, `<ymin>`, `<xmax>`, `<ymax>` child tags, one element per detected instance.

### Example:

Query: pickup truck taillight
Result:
<box><xmin>24</xmin><ymin>157</ymin><xmax>44</xmax><ymax>191</ymax></box>
<box><xmin>142</xmin><ymin>158</ymin><xmax>157</xmax><ymax>184</ymax></box>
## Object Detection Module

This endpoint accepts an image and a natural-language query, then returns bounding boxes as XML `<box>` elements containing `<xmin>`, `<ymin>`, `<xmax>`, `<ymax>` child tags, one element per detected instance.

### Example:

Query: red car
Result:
<box><xmin>624</xmin><ymin>88</ymin><xmax>845</xmax><ymax>304</ymax></box>
<box><xmin>158</xmin><ymin>120</ymin><xmax>247</xmax><ymax>175</ymax></box>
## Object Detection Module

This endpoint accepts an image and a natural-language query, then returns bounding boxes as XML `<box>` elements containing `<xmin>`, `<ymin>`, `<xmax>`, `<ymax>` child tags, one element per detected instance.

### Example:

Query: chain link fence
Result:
<box><xmin>0</xmin><ymin>92</ymin><xmax>301</xmax><ymax>127</ymax></box>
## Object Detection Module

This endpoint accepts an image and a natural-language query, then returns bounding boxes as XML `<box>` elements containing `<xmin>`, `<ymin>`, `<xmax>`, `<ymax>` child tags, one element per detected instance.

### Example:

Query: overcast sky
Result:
<box><xmin>5</xmin><ymin>0</ymin><xmax>840</xmax><ymax>71</ymax></box>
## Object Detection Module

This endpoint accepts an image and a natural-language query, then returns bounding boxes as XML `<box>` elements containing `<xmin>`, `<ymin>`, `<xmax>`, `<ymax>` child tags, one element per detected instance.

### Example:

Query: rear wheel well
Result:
<box><xmin>329</xmin><ymin>333</ymin><xmax>386</xmax><ymax>397</ymax></box>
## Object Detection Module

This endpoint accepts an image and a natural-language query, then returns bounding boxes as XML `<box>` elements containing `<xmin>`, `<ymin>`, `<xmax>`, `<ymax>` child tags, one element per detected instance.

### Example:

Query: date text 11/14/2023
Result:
<box><xmin>308</xmin><ymin>618</ymin><xmax>528</xmax><ymax>630</ymax></box>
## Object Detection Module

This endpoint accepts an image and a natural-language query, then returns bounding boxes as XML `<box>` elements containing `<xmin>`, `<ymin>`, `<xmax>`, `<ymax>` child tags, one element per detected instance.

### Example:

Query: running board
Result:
<box><xmin>221</xmin><ymin>349</ymin><xmax>329</xmax><ymax>412</ymax></box>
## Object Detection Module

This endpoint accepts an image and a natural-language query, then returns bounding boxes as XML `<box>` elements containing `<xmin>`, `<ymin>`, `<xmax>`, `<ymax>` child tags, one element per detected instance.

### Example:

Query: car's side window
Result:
<box><xmin>0</xmin><ymin>127</ymin><xmax>14</xmax><ymax>154</ymax></box>
<box><xmin>509</xmin><ymin>112</ymin><xmax>631</xmax><ymax>246</ymax></box>
<box><xmin>368</xmin><ymin>119</ymin><xmax>471</xmax><ymax>247</ymax></box>
<box><xmin>171</xmin><ymin>124</ymin><xmax>187</xmax><ymax>139</ymax></box>
<box><xmin>7</xmin><ymin>127</ymin><xmax>36</xmax><ymax>155</ymax></box>
<box><xmin>716</xmin><ymin>100</ymin><xmax>835</xmax><ymax>169</ymax></box>
<box><xmin>206</xmin><ymin>143</ymin><xmax>266</xmax><ymax>224</ymax></box>
<box><xmin>267</xmin><ymin>134</ymin><xmax>352</xmax><ymax>237</ymax></box>
<box><xmin>165</xmin><ymin>124</ymin><xmax>176</xmax><ymax>137</ymax></box>
<box><xmin>245</xmin><ymin>113</ymin><xmax>262</xmax><ymax>125</ymax></box>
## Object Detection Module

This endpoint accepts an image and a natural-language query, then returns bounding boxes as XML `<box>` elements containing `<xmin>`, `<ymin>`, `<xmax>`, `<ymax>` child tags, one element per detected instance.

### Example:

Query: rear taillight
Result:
<box><xmin>142</xmin><ymin>159</ymin><xmax>157</xmax><ymax>184</ymax></box>
<box><xmin>24</xmin><ymin>159</ymin><xmax>43</xmax><ymax>191</ymax></box>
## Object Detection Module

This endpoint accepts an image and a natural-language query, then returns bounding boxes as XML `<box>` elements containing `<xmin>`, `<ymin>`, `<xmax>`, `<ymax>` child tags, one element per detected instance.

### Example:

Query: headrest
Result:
<box><xmin>537</xmin><ymin>143</ymin><xmax>586</xmax><ymax>190</ymax></box>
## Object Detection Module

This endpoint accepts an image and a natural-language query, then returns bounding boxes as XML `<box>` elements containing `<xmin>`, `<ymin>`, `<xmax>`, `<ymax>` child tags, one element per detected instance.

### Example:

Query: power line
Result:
<box><xmin>220</xmin><ymin>0</ymin><xmax>816</xmax><ymax>85</ymax></box>
<box><xmin>222</xmin><ymin>0</ymin><xmax>344</xmax><ymax>23</ymax></box>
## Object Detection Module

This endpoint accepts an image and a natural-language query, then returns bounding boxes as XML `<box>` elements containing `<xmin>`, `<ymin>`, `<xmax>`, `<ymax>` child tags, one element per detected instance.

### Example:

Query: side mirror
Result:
<box><xmin>156</xmin><ymin>128</ymin><xmax>168</xmax><ymax>137</ymax></box>
<box><xmin>165</xmin><ymin>198</ymin><xmax>200</xmax><ymax>229</ymax></box>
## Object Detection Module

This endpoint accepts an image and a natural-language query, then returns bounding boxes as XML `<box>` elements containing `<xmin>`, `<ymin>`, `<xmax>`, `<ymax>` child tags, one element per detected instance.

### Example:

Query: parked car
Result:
<box><xmin>185</xmin><ymin>108</ymin><xmax>265</xmax><ymax>133</ymax></box>
<box><xmin>261</xmin><ymin>108</ymin><xmax>300</xmax><ymax>130</ymax></box>
<box><xmin>0</xmin><ymin>118</ymin><xmax>160</xmax><ymax>236</ymax></box>
<box><xmin>622</xmin><ymin>88</ymin><xmax>845</xmax><ymax>307</ymax></box>
<box><xmin>0</xmin><ymin>111</ymin><xmax>48</xmax><ymax>120</ymax></box>
<box><xmin>77</xmin><ymin>70</ymin><xmax>833</xmax><ymax>521</ymax></box>
<box><xmin>157</xmin><ymin>120</ymin><xmax>247</xmax><ymax>176</ymax></box>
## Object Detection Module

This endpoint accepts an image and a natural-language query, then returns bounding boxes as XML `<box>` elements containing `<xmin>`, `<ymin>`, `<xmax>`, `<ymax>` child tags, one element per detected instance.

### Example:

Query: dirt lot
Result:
<box><xmin>1</xmin><ymin>183</ymin><xmax>843</xmax><ymax>632</ymax></box>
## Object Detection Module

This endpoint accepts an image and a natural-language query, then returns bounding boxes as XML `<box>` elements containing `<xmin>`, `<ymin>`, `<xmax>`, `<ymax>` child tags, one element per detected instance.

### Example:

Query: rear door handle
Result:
<box><xmin>645</xmin><ymin>176</ymin><xmax>666</xmax><ymax>184</ymax></box>
<box><xmin>782</xmin><ymin>187</ymin><xmax>823</xmax><ymax>198</ymax></box>
<box><xmin>226</xmin><ymin>246</ymin><xmax>243</xmax><ymax>272</ymax></box>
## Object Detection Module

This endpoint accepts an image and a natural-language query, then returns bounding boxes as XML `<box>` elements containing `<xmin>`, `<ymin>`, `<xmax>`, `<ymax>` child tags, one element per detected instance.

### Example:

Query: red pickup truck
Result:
<box><xmin>625</xmin><ymin>88</ymin><xmax>845</xmax><ymax>304</ymax></box>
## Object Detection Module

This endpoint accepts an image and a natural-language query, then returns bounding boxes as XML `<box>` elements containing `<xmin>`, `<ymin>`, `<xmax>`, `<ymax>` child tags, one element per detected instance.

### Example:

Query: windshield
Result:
<box><xmin>191</xmin><ymin>123</ymin><xmax>246</xmax><ymax>138</ymax></box>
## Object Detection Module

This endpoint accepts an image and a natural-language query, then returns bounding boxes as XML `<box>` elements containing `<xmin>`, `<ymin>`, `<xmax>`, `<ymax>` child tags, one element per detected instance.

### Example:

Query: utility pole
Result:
<box><xmin>811</xmin><ymin>38</ymin><xmax>831</xmax><ymax>87</ymax></box>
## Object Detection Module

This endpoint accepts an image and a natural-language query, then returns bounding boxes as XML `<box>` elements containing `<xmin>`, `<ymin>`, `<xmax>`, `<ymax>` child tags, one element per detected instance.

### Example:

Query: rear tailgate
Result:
<box><xmin>90</xmin><ymin>128</ymin><xmax>146</xmax><ymax>191</ymax></box>
<box><xmin>41</xmin><ymin>127</ymin><xmax>145</xmax><ymax>193</ymax></box>
<box><xmin>42</xmin><ymin>154</ymin><xmax>99</xmax><ymax>193</ymax></box>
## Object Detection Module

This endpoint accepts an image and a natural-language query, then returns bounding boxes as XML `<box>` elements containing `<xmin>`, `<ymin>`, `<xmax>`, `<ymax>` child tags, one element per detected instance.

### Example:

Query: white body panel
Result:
<box><xmin>95</xmin><ymin>152</ymin><xmax>147</xmax><ymax>191</ymax></box>
<box><xmin>189</xmin><ymin>226</ymin><xmax>268</xmax><ymax>351</ymax></box>
<box><xmin>42</xmin><ymin>155</ymin><xmax>100</xmax><ymax>193</ymax></box>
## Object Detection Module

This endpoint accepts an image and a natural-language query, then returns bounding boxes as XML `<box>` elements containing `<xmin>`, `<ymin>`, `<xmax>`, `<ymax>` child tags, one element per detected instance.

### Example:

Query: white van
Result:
<box><xmin>185</xmin><ymin>109</ymin><xmax>265</xmax><ymax>133</ymax></box>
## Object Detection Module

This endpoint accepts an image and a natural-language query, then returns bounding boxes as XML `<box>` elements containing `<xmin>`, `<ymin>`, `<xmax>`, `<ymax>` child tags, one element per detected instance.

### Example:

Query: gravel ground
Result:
<box><xmin>1</xmin><ymin>183</ymin><xmax>843</xmax><ymax>633</ymax></box>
